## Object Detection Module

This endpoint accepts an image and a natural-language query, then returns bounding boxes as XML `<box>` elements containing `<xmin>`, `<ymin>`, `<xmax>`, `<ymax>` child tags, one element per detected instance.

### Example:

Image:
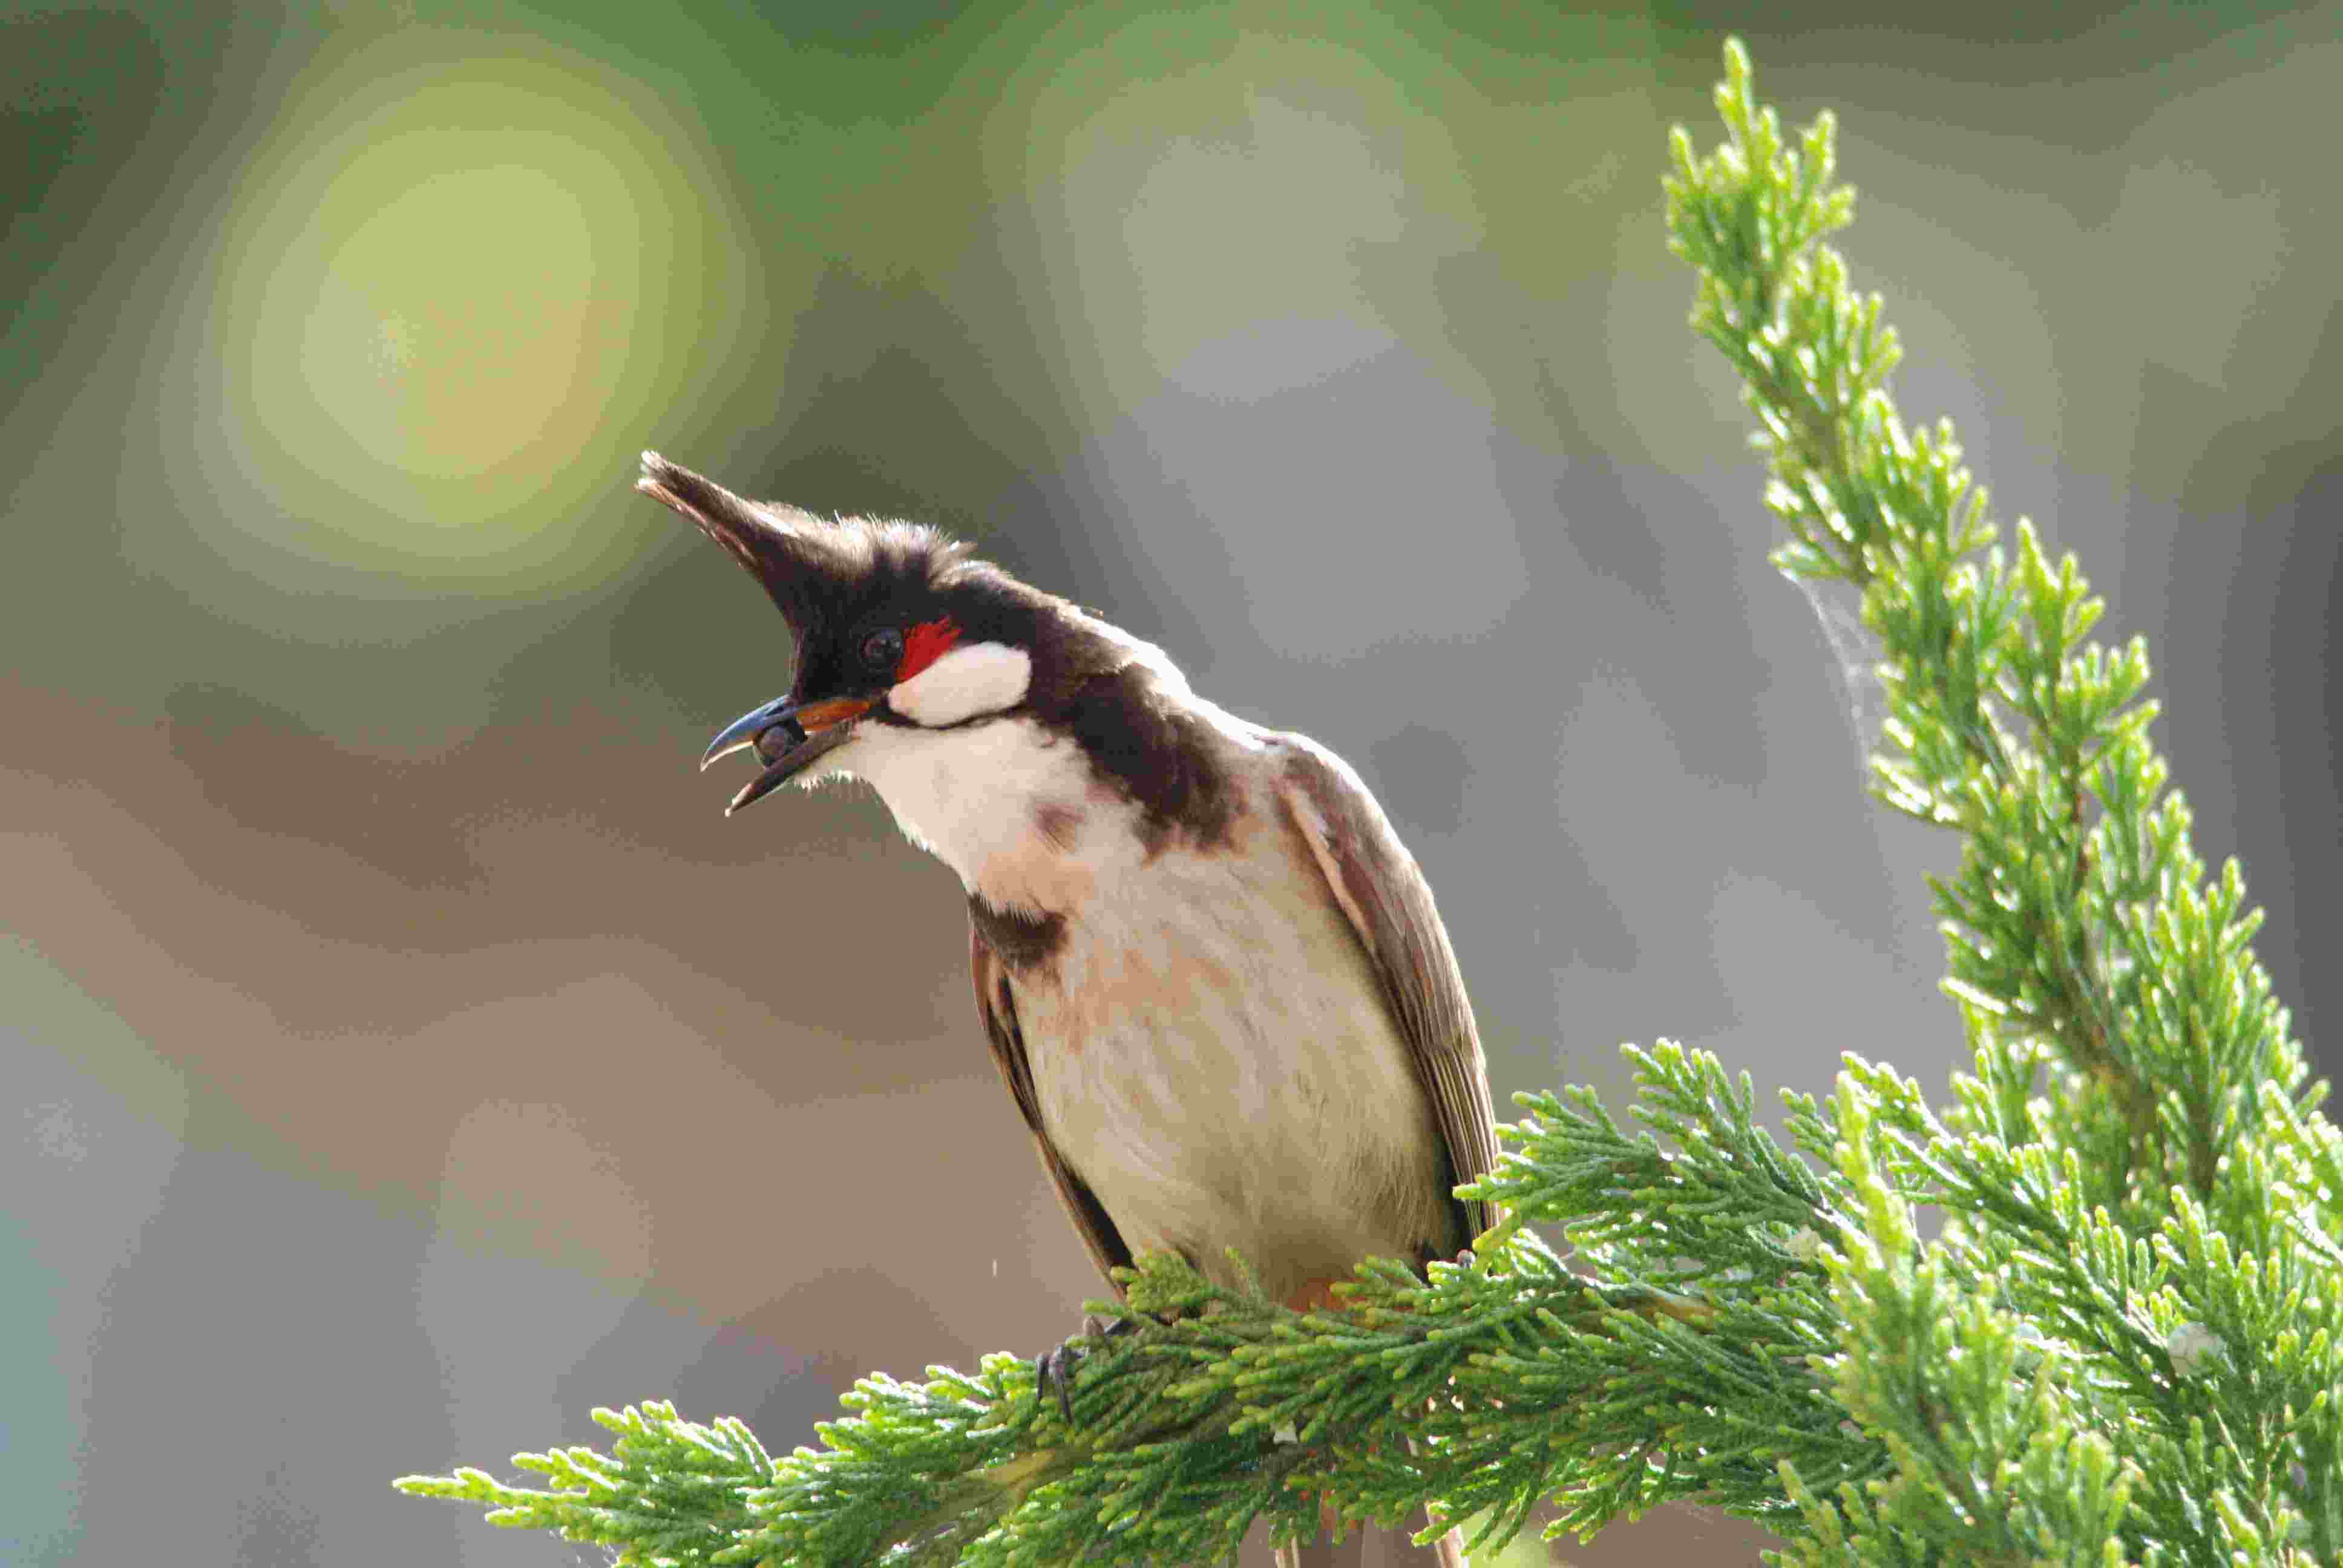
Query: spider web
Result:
<box><xmin>1791</xmin><ymin>571</ymin><xmax>1892</xmax><ymax>791</ymax></box>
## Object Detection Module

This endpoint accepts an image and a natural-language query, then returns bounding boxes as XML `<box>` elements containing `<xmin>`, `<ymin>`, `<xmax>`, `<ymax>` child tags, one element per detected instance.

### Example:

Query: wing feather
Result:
<box><xmin>1273</xmin><ymin>735</ymin><xmax>1501</xmax><ymax>1249</ymax></box>
<box><xmin>969</xmin><ymin>929</ymin><xmax>1134</xmax><ymax>1291</ymax></box>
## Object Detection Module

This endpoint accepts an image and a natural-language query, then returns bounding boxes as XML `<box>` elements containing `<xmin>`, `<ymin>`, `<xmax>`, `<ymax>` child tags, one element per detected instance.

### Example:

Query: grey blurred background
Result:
<box><xmin>5</xmin><ymin>2</ymin><xmax>2336</xmax><ymax>1564</ymax></box>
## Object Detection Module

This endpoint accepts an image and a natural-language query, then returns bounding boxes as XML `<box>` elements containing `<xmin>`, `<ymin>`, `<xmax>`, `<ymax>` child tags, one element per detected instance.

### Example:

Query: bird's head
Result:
<box><xmin>637</xmin><ymin>451</ymin><xmax>1105</xmax><ymax>814</ymax></box>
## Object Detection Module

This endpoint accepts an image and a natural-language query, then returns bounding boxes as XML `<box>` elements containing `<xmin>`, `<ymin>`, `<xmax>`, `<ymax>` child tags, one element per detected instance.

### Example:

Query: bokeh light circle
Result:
<box><xmin>199</xmin><ymin>31</ymin><xmax>761</xmax><ymax>595</ymax></box>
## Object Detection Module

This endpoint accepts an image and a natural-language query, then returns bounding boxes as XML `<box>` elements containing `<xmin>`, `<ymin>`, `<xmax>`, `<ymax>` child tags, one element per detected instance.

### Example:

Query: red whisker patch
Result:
<box><xmin>900</xmin><ymin>616</ymin><xmax>964</xmax><ymax>682</ymax></box>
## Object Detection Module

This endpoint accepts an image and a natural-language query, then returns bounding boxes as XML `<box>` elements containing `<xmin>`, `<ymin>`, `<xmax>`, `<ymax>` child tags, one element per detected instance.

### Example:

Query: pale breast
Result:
<box><xmin>1014</xmin><ymin>789</ymin><xmax>1453</xmax><ymax>1302</ymax></box>
<box><xmin>842</xmin><ymin>706</ymin><xmax>1455</xmax><ymax>1303</ymax></box>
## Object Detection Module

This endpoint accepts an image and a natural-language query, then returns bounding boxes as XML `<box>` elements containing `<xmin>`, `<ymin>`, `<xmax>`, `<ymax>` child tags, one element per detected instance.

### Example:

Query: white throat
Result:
<box><xmin>789</xmin><ymin>638</ymin><xmax>1077</xmax><ymax>910</ymax></box>
<box><xmin>799</xmin><ymin>632</ymin><xmax>1210</xmax><ymax>917</ymax></box>
<box><xmin>825</xmin><ymin>713</ymin><xmax>1099</xmax><ymax>915</ymax></box>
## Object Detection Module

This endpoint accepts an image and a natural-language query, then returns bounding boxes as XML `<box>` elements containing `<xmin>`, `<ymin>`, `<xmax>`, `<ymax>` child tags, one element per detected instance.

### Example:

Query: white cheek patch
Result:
<box><xmin>889</xmin><ymin>641</ymin><xmax>1032</xmax><ymax>728</ymax></box>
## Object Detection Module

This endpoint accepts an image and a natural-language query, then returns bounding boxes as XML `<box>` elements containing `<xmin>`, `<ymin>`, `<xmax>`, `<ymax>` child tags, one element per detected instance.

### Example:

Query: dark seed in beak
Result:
<box><xmin>753</xmin><ymin>717</ymin><xmax>807</xmax><ymax>765</ymax></box>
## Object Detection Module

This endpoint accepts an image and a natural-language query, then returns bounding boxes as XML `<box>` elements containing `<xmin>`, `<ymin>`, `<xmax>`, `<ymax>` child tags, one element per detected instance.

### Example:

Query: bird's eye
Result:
<box><xmin>859</xmin><ymin>627</ymin><xmax>905</xmax><ymax>674</ymax></box>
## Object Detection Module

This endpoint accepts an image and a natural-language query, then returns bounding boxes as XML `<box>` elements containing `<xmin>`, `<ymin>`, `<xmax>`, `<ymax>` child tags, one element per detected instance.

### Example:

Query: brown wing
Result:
<box><xmin>1273</xmin><ymin>734</ymin><xmax>1502</xmax><ymax>1249</ymax></box>
<box><xmin>970</xmin><ymin>928</ymin><xmax>1135</xmax><ymax>1292</ymax></box>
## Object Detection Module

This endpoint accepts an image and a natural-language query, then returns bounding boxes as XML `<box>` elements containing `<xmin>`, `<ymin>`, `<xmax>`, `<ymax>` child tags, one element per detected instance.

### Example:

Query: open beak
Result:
<box><xmin>700</xmin><ymin>693</ymin><xmax>874</xmax><ymax>815</ymax></box>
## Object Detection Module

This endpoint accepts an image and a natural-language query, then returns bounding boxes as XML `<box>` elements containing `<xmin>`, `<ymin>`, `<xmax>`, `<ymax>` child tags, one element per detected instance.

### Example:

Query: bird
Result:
<box><xmin>637</xmin><ymin>451</ymin><xmax>1499</xmax><ymax>1567</ymax></box>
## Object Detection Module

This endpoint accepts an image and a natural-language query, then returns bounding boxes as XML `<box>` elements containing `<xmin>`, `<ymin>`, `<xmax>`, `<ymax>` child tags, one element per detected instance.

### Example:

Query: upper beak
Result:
<box><xmin>701</xmin><ymin>692</ymin><xmax>874</xmax><ymax>815</ymax></box>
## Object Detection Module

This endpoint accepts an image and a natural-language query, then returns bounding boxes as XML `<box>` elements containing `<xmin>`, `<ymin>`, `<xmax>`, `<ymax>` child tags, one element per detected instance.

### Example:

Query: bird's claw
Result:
<box><xmin>1035</xmin><ymin>1313</ymin><xmax>1138</xmax><ymax>1425</ymax></box>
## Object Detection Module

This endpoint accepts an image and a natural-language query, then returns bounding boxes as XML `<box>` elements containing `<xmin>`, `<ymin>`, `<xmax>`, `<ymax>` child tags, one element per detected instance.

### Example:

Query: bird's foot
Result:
<box><xmin>1418</xmin><ymin>1241</ymin><xmax>1478</xmax><ymax>1274</ymax></box>
<box><xmin>1035</xmin><ymin>1313</ymin><xmax>1140</xmax><ymax>1425</ymax></box>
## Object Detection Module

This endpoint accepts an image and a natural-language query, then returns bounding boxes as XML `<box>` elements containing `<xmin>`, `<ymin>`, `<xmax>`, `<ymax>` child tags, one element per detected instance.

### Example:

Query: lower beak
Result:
<box><xmin>700</xmin><ymin>693</ymin><xmax>874</xmax><ymax>815</ymax></box>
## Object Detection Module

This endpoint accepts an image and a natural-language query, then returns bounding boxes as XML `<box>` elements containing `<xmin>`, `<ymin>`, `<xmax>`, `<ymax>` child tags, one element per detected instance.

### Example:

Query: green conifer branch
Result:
<box><xmin>397</xmin><ymin>41</ymin><xmax>2342</xmax><ymax>1566</ymax></box>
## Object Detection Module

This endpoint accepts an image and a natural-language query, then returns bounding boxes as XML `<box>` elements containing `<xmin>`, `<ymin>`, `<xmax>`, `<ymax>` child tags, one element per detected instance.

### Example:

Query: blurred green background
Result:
<box><xmin>5</xmin><ymin>2</ymin><xmax>2337</xmax><ymax>1564</ymax></box>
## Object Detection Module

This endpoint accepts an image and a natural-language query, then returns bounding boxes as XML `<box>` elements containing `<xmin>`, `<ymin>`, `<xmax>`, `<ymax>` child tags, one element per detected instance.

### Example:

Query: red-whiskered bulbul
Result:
<box><xmin>637</xmin><ymin>452</ymin><xmax>1498</xmax><ymax>1567</ymax></box>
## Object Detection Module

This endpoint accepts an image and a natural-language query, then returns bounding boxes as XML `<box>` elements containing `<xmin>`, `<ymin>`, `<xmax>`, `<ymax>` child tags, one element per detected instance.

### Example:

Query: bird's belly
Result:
<box><xmin>1017</xmin><ymin>865</ymin><xmax>1451</xmax><ymax>1304</ymax></box>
